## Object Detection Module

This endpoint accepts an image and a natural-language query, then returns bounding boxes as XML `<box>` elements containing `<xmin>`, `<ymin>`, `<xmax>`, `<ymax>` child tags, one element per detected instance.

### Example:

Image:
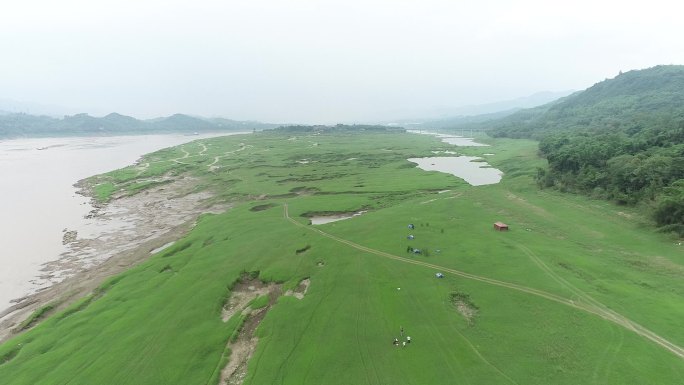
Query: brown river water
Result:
<box><xmin>0</xmin><ymin>133</ymin><xmax>238</xmax><ymax>313</ymax></box>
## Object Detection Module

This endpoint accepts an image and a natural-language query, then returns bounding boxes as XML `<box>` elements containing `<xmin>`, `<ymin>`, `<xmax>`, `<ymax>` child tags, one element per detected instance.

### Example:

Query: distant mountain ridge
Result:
<box><xmin>0</xmin><ymin>112</ymin><xmax>278</xmax><ymax>139</ymax></box>
<box><xmin>386</xmin><ymin>90</ymin><xmax>574</xmax><ymax>129</ymax></box>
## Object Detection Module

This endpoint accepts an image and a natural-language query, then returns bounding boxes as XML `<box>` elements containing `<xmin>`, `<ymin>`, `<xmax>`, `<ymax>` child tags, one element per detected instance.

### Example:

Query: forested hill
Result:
<box><xmin>489</xmin><ymin>65</ymin><xmax>684</xmax><ymax>234</ymax></box>
<box><xmin>0</xmin><ymin>112</ymin><xmax>277</xmax><ymax>138</ymax></box>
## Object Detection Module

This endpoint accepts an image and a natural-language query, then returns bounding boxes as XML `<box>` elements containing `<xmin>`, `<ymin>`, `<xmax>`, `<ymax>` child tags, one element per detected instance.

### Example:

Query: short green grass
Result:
<box><xmin>1</xmin><ymin>130</ymin><xmax>682</xmax><ymax>384</ymax></box>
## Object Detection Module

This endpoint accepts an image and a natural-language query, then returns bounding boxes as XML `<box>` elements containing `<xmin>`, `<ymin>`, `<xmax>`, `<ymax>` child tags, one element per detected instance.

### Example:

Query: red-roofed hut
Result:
<box><xmin>494</xmin><ymin>222</ymin><xmax>509</xmax><ymax>231</ymax></box>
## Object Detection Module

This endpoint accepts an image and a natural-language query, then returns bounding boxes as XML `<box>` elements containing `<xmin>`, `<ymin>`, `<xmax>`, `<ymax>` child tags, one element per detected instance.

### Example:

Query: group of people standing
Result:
<box><xmin>392</xmin><ymin>326</ymin><xmax>412</xmax><ymax>347</ymax></box>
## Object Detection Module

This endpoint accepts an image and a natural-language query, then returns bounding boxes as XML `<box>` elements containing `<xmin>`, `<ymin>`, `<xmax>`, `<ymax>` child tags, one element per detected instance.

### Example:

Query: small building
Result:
<box><xmin>494</xmin><ymin>222</ymin><xmax>509</xmax><ymax>231</ymax></box>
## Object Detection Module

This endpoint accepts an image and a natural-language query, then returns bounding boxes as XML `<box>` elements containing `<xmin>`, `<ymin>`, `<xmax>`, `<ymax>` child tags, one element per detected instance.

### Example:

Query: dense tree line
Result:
<box><xmin>487</xmin><ymin>66</ymin><xmax>684</xmax><ymax>234</ymax></box>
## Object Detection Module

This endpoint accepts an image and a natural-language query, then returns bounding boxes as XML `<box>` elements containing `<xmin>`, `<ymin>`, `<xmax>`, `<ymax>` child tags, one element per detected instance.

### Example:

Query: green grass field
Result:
<box><xmin>1</xmin><ymin>130</ymin><xmax>683</xmax><ymax>384</ymax></box>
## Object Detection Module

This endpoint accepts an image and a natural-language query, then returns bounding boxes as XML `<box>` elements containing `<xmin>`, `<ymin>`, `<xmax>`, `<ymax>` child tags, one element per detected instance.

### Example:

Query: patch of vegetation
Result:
<box><xmin>17</xmin><ymin>304</ymin><xmax>57</xmax><ymax>331</ymax></box>
<box><xmin>290</xmin><ymin>186</ymin><xmax>321</xmax><ymax>194</ymax></box>
<box><xmin>250</xmin><ymin>203</ymin><xmax>276</xmax><ymax>212</ymax></box>
<box><xmin>201</xmin><ymin>236</ymin><xmax>215</xmax><ymax>247</ymax></box>
<box><xmin>55</xmin><ymin>295</ymin><xmax>95</xmax><ymax>321</ymax></box>
<box><xmin>248</xmin><ymin>295</ymin><xmax>270</xmax><ymax>310</ymax></box>
<box><xmin>241</xmin><ymin>270</ymin><xmax>260</xmax><ymax>281</ymax></box>
<box><xmin>228</xmin><ymin>314</ymin><xmax>249</xmax><ymax>343</ymax></box>
<box><xmin>0</xmin><ymin>344</ymin><xmax>21</xmax><ymax>366</ymax></box>
<box><xmin>93</xmin><ymin>182</ymin><xmax>117</xmax><ymax>202</ymax></box>
<box><xmin>295</xmin><ymin>245</ymin><xmax>311</xmax><ymax>254</ymax></box>
<box><xmin>160</xmin><ymin>241</ymin><xmax>192</xmax><ymax>258</ymax></box>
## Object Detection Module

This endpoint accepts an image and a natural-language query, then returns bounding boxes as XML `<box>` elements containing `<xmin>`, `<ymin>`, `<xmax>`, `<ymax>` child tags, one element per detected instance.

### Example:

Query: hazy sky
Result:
<box><xmin>2</xmin><ymin>0</ymin><xmax>683</xmax><ymax>123</ymax></box>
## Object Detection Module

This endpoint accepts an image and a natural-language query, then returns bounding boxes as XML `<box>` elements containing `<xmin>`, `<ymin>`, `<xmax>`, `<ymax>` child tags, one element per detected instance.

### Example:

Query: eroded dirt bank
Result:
<box><xmin>0</xmin><ymin>176</ymin><xmax>227</xmax><ymax>343</ymax></box>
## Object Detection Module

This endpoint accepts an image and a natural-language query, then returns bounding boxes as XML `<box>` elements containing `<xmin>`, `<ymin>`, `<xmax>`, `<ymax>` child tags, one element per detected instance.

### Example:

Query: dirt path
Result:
<box><xmin>208</xmin><ymin>143</ymin><xmax>250</xmax><ymax>171</ymax></box>
<box><xmin>282</xmin><ymin>204</ymin><xmax>684</xmax><ymax>360</ymax></box>
<box><xmin>171</xmin><ymin>146</ymin><xmax>191</xmax><ymax>165</ymax></box>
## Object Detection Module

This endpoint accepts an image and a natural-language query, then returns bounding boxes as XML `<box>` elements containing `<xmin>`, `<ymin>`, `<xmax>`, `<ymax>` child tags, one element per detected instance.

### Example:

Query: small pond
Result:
<box><xmin>408</xmin><ymin>130</ymin><xmax>489</xmax><ymax>147</ymax></box>
<box><xmin>309</xmin><ymin>211</ymin><xmax>367</xmax><ymax>225</ymax></box>
<box><xmin>407</xmin><ymin>156</ymin><xmax>503</xmax><ymax>186</ymax></box>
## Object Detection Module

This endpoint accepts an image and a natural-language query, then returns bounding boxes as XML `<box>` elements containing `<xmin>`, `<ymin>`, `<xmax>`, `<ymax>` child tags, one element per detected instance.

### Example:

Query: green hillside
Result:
<box><xmin>1</xmin><ymin>129</ymin><xmax>683</xmax><ymax>384</ymax></box>
<box><xmin>485</xmin><ymin>66</ymin><xmax>684</xmax><ymax>232</ymax></box>
<box><xmin>488</xmin><ymin>65</ymin><xmax>684</xmax><ymax>139</ymax></box>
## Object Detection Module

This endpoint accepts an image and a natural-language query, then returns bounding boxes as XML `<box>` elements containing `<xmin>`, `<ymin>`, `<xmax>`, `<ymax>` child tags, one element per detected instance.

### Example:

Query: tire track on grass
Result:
<box><xmin>275</xmin><ymin>283</ymin><xmax>333</xmax><ymax>384</ymax></box>
<box><xmin>515</xmin><ymin>243</ymin><xmax>684</xmax><ymax>360</ymax></box>
<box><xmin>354</xmin><ymin>297</ymin><xmax>378</xmax><ymax>385</ymax></box>
<box><xmin>591</xmin><ymin>324</ymin><xmax>623</xmax><ymax>385</ymax></box>
<box><xmin>283</xmin><ymin>204</ymin><xmax>684</xmax><ymax>360</ymax></box>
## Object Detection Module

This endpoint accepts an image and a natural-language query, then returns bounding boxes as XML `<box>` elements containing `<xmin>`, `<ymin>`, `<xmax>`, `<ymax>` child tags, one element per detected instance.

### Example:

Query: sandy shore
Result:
<box><xmin>0</xmin><ymin>176</ymin><xmax>227</xmax><ymax>343</ymax></box>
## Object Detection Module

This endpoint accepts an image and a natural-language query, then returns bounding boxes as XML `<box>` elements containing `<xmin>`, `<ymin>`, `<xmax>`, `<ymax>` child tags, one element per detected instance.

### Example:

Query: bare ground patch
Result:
<box><xmin>284</xmin><ymin>278</ymin><xmax>311</xmax><ymax>300</ymax></box>
<box><xmin>219</xmin><ymin>276</ymin><xmax>282</xmax><ymax>385</ymax></box>
<box><xmin>222</xmin><ymin>277</ymin><xmax>279</xmax><ymax>322</ymax></box>
<box><xmin>450</xmin><ymin>292</ymin><xmax>479</xmax><ymax>326</ymax></box>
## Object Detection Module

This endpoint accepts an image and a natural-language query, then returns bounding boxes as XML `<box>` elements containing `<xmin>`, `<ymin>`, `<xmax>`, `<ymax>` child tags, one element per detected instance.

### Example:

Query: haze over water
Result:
<box><xmin>0</xmin><ymin>134</ymin><xmax>232</xmax><ymax>312</ymax></box>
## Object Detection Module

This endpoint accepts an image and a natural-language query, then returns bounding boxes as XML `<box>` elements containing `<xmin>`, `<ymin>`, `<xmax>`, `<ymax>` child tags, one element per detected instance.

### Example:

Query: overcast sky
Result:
<box><xmin>1</xmin><ymin>0</ymin><xmax>683</xmax><ymax>123</ymax></box>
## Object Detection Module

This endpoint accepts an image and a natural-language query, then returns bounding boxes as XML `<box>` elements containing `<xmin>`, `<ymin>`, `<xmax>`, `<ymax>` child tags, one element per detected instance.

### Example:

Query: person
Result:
<box><xmin>402</xmin><ymin>341</ymin><xmax>406</xmax><ymax>347</ymax></box>
<box><xmin>406</xmin><ymin>336</ymin><xmax>411</xmax><ymax>344</ymax></box>
<box><xmin>400</xmin><ymin>326</ymin><xmax>404</xmax><ymax>336</ymax></box>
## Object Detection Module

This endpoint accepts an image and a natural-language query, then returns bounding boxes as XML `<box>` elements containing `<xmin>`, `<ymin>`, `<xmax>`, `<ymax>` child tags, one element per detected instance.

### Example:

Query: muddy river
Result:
<box><xmin>0</xmin><ymin>133</ymin><xmax>240</xmax><ymax>312</ymax></box>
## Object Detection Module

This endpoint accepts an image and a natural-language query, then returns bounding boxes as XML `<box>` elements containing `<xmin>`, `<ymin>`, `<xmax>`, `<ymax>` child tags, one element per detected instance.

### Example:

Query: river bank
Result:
<box><xmin>0</xmin><ymin>134</ymin><xmax>241</xmax><ymax>342</ymax></box>
<box><xmin>0</xmin><ymin>174</ymin><xmax>229</xmax><ymax>342</ymax></box>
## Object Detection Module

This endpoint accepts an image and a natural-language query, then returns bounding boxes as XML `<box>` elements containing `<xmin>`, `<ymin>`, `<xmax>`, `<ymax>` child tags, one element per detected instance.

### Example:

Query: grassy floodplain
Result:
<box><xmin>1</xmin><ymin>128</ymin><xmax>683</xmax><ymax>384</ymax></box>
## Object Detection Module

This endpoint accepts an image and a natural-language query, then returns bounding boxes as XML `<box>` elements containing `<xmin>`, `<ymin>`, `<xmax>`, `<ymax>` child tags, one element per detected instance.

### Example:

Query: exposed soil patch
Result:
<box><xmin>450</xmin><ymin>292</ymin><xmax>479</xmax><ymax>326</ymax></box>
<box><xmin>220</xmin><ymin>276</ymin><xmax>282</xmax><ymax>385</ymax></box>
<box><xmin>290</xmin><ymin>186</ymin><xmax>320</xmax><ymax>196</ymax></box>
<box><xmin>284</xmin><ymin>278</ymin><xmax>311</xmax><ymax>300</ymax></box>
<box><xmin>0</xmin><ymin>177</ymin><xmax>229</xmax><ymax>343</ymax></box>
<box><xmin>222</xmin><ymin>277</ymin><xmax>280</xmax><ymax>322</ymax></box>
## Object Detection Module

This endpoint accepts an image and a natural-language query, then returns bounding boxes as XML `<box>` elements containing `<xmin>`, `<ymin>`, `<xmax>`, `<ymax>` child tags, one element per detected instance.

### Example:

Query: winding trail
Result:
<box><xmin>282</xmin><ymin>204</ymin><xmax>684</xmax><ymax>359</ymax></box>
<box><xmin>171</xmin><ymin>146</ymin><xmax>191</xmax><ymax>165</ymax></box>
<box><xmin>208</xmin><ymin>143</ymin><xmax>251</xmax><ymax>171</ymax></box>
